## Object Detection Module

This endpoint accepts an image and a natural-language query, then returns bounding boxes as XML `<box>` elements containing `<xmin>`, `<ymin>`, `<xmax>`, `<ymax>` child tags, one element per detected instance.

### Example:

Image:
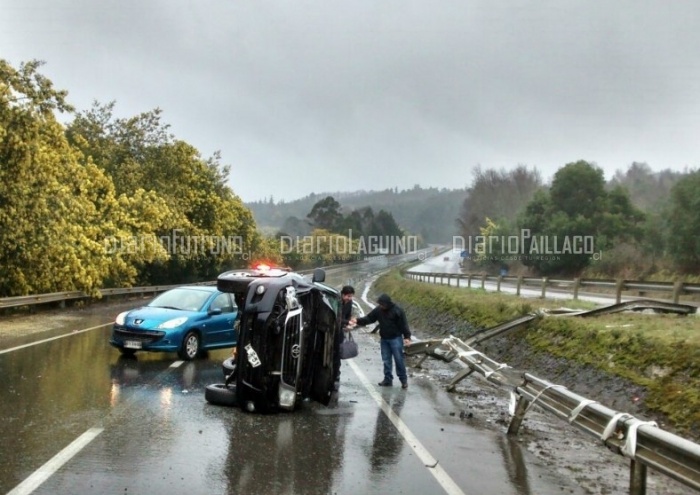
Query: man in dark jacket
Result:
<box><xmin>333</xmin><ymin>285</ymin><xmax>355</xmax><ymax>391</ymax></box>
<box><xmin>352</xmin><ymin>293</ymin><xmax>411</xmax><ymax>389</ymax></box>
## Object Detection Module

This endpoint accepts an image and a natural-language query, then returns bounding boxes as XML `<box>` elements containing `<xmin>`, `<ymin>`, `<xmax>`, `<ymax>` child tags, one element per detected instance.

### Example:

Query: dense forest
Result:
<box><xmin>249</xmin><ymin>160</ymin><xmax>700</xmax><ymax>281</ymax></box>
<box><xmin>456</xmin><ymin>162</ymin><xmax>699</xmax><ymax>279</ymax></box>
<box><xmin>247</xmin><ymin>186</ymin><xmax>466</xmax><ymax>243</ymax></box>
<box><xmin>2</xmin><ymin>59</ymin><xmax>698</xmax><ymax>298</ymax></box>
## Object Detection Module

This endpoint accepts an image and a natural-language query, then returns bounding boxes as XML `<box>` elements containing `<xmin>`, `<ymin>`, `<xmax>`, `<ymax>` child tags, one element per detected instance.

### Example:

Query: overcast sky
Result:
<box><xmin>2</xmin><ymin>1</ymin><xmax>699</xmax><ymax>202</ymax></box>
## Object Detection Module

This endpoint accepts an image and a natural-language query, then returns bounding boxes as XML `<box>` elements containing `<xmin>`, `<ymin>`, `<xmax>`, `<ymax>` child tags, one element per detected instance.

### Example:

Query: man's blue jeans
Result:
<box><xmin>380</xmin><ymin>336</ymin><xmax>407</xmax><ymax>384</ymax></box>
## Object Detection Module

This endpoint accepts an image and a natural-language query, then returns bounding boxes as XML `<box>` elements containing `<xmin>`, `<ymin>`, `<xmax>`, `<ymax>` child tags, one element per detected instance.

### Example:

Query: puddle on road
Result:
<box><xmin>0</xmin><ymin>299</ymin><xmax>143</xmax><ymax>343</ymax></box>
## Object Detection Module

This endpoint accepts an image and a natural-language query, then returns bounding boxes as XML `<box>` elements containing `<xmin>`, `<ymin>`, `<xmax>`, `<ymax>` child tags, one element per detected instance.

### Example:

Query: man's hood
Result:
<box><xmin>377</xmin><ymin>293</ymin><xmax>394</xmax><ymax>308</ymax></box>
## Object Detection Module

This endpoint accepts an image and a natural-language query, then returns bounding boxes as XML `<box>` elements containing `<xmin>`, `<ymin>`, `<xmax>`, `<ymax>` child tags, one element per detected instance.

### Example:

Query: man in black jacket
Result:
<box><xmin>333</xmin><ymin>285</ymin><xmax>355</xmax><ymax>391</ymax></box>
<box><xmin>352</xmin><ymin>293</ymin><xmax>411</xmax><ymax>389</ymax></box>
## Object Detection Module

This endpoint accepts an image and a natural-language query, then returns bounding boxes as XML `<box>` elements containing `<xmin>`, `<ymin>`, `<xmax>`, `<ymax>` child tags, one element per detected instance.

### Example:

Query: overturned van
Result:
<box><xmin>205</xmin><ymin>266</ymin><xmax>340</xmax><ymax>413</ymax></box>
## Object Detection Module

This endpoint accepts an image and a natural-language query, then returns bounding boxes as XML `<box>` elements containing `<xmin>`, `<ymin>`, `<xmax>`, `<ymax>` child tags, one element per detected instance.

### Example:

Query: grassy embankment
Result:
<box><xmin>372</xmin><ymin>269</ymin><xmax>700</xmax><ymax>435</ymax></box>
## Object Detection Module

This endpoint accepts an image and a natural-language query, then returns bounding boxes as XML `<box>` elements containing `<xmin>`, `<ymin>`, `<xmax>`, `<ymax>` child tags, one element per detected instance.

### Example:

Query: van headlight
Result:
<box><xmin>278</xmin><ymin>383</ymin><xmax>297</xmax><ymax>410</ymax></box>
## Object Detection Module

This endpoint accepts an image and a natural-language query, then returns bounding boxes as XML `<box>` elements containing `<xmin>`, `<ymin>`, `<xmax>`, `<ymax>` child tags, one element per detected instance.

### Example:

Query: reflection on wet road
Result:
<box><xmin>1</xmin><ymin>319</ymin><xmax>596</xmax><ymax>495</ymax></box>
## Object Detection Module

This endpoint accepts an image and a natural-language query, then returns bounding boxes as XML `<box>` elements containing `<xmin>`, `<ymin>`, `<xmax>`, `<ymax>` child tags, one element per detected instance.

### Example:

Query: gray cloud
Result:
<box><xmin>2</xmin><ymin>0</ymin><xmax>699</xmax><ymax>201</ymax></box>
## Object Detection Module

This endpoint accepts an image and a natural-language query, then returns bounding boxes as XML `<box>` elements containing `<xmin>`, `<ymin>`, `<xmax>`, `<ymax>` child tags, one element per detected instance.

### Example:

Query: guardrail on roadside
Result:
<box><xmin>0</xmin><ymin>259</ymin><xmax>400</xmax><ymax>311</ymax></box>
<box><xmin>404</xmin><ymin>271</ymin><xmax>700</xmax><ymax>304</ymax></box>
<box><xmin>406</xmin><ymin>334</ymin><xmax>700</xmax><ymax>495</ymax></box>
<box><xmin>0</xmin><ymin>282</ymin><xmax>217</xmax><ymax>310</ymax></box>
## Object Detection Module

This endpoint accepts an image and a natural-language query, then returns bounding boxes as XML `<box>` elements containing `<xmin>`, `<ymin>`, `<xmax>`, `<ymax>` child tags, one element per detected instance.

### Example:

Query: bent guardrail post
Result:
<box><xmin>404</xmin><ymin>340</ymin><xmax>448</xmax><ymax>368</ymax></box>
<box><xmin>506</xmin><ymin>394</ymin><xmax>531</xmax><ymax>436</ymax></box>
<box><xmin>446</xmin><ymin>368</ymin><xmax>475</xmax><ymax>392</ymax></box>
<box><xmin>406</xmin><ymin>336</ymin><xmax>519</xmax><ymax>390</ymax></box>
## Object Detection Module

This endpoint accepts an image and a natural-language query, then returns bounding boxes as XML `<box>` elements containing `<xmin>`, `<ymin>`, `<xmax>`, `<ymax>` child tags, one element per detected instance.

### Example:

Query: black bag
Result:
<box><xmin>339</xmin><ymin>331</ymin><xmax>359</xmax><ymax>360</ymax></box>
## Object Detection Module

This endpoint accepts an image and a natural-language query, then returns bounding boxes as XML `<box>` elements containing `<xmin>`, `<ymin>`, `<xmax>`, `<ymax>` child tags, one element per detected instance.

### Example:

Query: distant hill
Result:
<box><xmin>246</xmin><ymin>186</ymin><xmax>467</xmax><ymax>243</ymax></box>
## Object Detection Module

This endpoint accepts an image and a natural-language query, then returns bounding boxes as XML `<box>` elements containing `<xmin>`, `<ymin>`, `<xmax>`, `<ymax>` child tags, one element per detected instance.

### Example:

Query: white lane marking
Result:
<box><xmin>170</xmin><ymin>360</ymin><xmax>184</xmax><ymax>368</ymax></box>
<box><xmin>7</xmin><ymin>428</ymin><xmax>104</xmax><ymax>495</ymax></box>
<box><xmin>0</xmin><ymin>324</ymin><xmax>111</xmax><ymax>355</ymax></box>
<box><xmin>347</xmin><ymin>359</ymin><xmax>467</xmax><ymax>495</ymax></box>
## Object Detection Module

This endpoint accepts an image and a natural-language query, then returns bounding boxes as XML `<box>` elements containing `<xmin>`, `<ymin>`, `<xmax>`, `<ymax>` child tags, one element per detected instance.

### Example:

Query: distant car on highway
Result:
<box><xmin>109</xmin><ymin>286</ymin><xmax>238</xmax><ymax>360</ymax></box>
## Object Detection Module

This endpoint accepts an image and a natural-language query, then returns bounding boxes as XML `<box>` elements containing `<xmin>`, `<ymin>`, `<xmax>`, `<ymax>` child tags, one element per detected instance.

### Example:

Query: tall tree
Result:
<box><xmin>666</xmin><ymin>170</ymin><xmax>700</xmax><ymax>272</ymax></box>
<box><xmin>373</xmin><ymin>209</ymin><xmax>404</xmax><ymax>237</ymax></box>
<box><xmin>610</xmin><ymin>162</ymin><xmax>684</xmax><ymax>211</ymax></box>
<box><xmin>306</xmin><ymin>196</ymin><xmax>343</xmax><ymax>232</ymax></box>
<box><xmin>518</xmin><ymin>161</ymin><xmax>645</xmax><ymax>275</ymax></box>
<box><xmin>458</xmin><ymin>165</ymin><xmax>543</xmax><ymax>238</ymax></box>
<box><xmin>549</xmin><ymin>160</ymin><xmax>606</xmax><ymax>218</ymax></box>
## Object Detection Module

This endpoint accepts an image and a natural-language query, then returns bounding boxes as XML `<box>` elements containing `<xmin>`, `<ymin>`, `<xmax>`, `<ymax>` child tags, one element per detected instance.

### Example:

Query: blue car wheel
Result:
<box><xmin>178</xmin><ymin>331</ymin><xmax>200</xmax><ymax>360</ymax></box>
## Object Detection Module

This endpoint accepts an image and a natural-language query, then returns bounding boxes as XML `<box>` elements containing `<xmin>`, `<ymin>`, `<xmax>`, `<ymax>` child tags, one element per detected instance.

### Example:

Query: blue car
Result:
<box><xmin>110</xmin><ymin>286</ymin><xmax>238</xmax><ymax>360</ymax></box>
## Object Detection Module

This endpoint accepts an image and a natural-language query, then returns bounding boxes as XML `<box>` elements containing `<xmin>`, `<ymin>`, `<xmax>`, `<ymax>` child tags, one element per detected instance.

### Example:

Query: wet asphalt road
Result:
<box><xmin>0</xmin><ymin>321</ymin><xmax>589</xmax><ymax>495</ymax></box>
<box><xmin>1</xmin><ymin>254</ymin><xmax>676</xmax><ymax>495</ymax></box>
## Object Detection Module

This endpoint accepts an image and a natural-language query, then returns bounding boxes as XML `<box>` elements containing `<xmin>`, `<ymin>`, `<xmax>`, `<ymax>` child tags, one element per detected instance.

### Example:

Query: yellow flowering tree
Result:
<box><xmin>0</xmin><ymin>60</ymin><xmax>167</xmax><ymax>295</ymax></box>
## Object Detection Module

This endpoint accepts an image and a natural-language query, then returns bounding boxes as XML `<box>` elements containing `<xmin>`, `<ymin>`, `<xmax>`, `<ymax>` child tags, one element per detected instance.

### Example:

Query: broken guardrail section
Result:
<box><xmin>406</xmin><ymin>301</ymin><xmax>700</xmax><ymax>495</ymax></box>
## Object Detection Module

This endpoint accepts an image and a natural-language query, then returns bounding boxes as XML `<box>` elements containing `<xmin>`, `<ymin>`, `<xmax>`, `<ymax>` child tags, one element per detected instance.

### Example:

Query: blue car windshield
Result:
<box><xmin>148</xmin><ymin>288</ymin><xmax>212</xmax><ymax>312</ymax></box>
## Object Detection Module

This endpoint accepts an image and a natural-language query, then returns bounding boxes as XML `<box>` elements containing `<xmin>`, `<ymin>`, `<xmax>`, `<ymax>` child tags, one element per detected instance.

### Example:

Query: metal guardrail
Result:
<box><xmin>406</xmin><ymin>334</ymin><xmax>700</xmax><ymax>494</ymax></box>
<box><xmin>405</xmin><ymin>271</ymin><xmax>700</xmax><ymax>304</ymax></box>
<box><xmin>0</xmin><ymin>290</ymin><xmax>86</xmax><ymax>309</ymax></box>
<box><xmin>0</xmin><ymin>253</ymin><xmax>432</xmax><ymax>312</ymax></box>
<box><xmin>0</xmin><ymin>266</ymin><xmax>345</xmax><ymax>311</ymax></box>
<box><xmin>514</xmin><ymin>373</ymin><xmax>700</xmax><ymax>493</ymax></box>
<box><xmin>0</xmin><ymin>282</ymin><xmax>217</xmax><ymax>310</ymax></box>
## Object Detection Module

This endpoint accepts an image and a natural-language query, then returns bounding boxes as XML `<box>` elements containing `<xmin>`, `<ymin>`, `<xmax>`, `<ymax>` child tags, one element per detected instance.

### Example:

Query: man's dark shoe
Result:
<box><xmin>401</xmin><ymin>382</ymin><xmax>408</xmax><ymax>389</ymax></box>
<box><xmin>377</xmin><ymin>380</ymin><xmax>392</xmax><ymax>387</ymax></box>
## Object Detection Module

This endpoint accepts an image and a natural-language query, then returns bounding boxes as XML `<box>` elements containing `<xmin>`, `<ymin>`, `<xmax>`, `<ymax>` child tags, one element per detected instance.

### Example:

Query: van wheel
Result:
<box><xmin>205</xmin><ymin>384</ymin><xmax>239</xmax><ymax>407</ymax></box>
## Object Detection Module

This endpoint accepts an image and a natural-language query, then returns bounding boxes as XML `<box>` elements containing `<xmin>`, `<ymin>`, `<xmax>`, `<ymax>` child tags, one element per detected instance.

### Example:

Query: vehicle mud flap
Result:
<box><xmin>205</xmin><ymin>384</ymin><xmax>239</xmax><ymax>407</ymax></box>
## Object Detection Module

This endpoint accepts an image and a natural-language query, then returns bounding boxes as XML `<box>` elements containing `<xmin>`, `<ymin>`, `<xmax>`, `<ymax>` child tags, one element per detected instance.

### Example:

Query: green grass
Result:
<box><xmin>374</xmin><ymin>269</ymin><xmax>700</xmax><ymax>435</ymax></box>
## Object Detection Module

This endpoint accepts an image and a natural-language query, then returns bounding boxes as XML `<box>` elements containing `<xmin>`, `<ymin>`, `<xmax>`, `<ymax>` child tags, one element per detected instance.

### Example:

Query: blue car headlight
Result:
<box><xmin>115</xmin><ymin>311</ymin><xmax>129</xmax><ymax>326</ymax></box>
<box><xmin>157</xmin><ymin>317</ymin><xmax>189</xmax><ymax>329</ymax></box>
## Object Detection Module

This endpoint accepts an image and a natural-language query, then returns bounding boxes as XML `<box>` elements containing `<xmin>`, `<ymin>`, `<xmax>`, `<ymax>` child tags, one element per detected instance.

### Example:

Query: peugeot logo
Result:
<box><xmin>291</xmin><ymin>344</ymin><xmax>301</xmax><ymax>359</ymax></box>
